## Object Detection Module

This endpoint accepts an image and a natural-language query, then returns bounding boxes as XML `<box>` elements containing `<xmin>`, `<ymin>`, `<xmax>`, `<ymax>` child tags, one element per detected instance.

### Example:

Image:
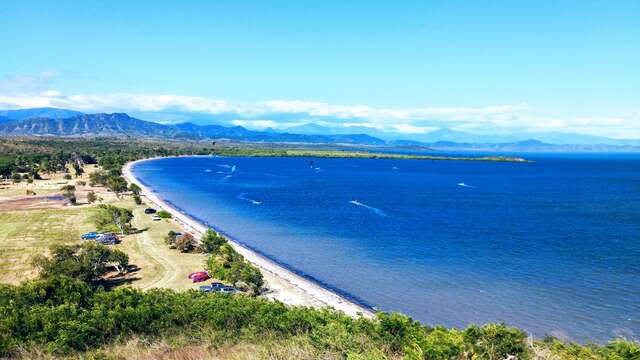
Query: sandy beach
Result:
<box><xmin>123</xmin><ymin>157</ymin><xmax>374</xmax><ymax>318</ymax></box>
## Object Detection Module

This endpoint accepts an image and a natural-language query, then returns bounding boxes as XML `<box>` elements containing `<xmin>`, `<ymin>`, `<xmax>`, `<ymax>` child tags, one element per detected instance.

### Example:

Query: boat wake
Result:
<box><xmin>217</xmin><ymin>164</ymin><xmax>237</xmax><ymax>177</ymax></box>
<box><xmin>204</xmin><ymin>169</ymin><xmax>212</xmax><ymax>173</ymax></box>
<box><xmin>238</xmin><ymin>192</ymin><xmax>262</xmax><ymax>205</ymax></box>
<box><xmin>457</xmin><ymin>182</ymin><xmax>475</xmax><ymax>188</ymax></box>
<box><xmin>349</xmin><ymin>200</ymin><xmax>387</xmax><ymax>216</ymax></box>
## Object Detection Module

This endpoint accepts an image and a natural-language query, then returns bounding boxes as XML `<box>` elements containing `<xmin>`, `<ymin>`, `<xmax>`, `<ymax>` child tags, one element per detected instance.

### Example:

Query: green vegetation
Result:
<box><xmin>59</xmin><ymin>184</ymin><xmax>76</xmax><ymax>205</ymax></box>
<box><xmin>31</xmin><ymin>243</ymin><xmax>129</xmax><ymax>284</ymax></box>
<box><xmin>201</xmin><ymin>228</ymin><xmax>227</xmax><ymax>253</ymax></box>
<box><xmin>0</xmin><ymin>207</ymin><xmax>95</xmax><ymax>284</ymax></box>
<box><xmin>156</xmin><ymin>210</ymin><xmax>172</xmax><ymax>219</ymax></box>
<box><xmin>0</xmin><ymin>272</ymin><xmax>638</xmax><ymax>358</ymax></box>
<box><xmin>203</xmin><ymin>230</ymin><xmax>264</xmax><ymax>294</ymax></box>
<box><xmin>209</xmin><ymin>147</ymin><xmax>531</xmax><ymax>162</ymax></box>
<box><xmin>92</xmin><ymin>205</ymin><xmax>134</xmax><ymax>235</ymax></box>
<box><xmin>87</xmin><ymin>190</ymin><xmax>98</xmax><ymax>203</ymax></box>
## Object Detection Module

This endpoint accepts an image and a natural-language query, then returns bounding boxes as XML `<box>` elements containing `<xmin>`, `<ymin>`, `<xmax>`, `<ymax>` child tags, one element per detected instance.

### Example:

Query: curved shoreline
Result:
<box><xmin>123</xmin><ymin>157</ymin><xmax>375</xmax><ymax>318</ymax></box>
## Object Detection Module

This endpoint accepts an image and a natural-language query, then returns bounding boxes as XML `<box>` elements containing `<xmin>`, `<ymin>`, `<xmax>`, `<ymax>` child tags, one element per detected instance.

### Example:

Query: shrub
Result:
<box><xmin>87</xmin><ymin>191</ymin><xmax>98</xmax><ymax>203</ymax></box>
<box><xmin>133</xmin><ymin>194</ymin><xmax>142</xmax><ymax>205</ymax></box>
<box><xmin>31</xmin><ymin>243</ymin><xmax>129</xmax><ymax>283</ymax></box>
<box><xmin>201</xmin><ymin>229</ymin><xmax>227</xmax><ymax>253</ymax></box>
<box><xmin>463</xmin><ymin>323</ymin><xmax>529</xmax><ymax>359</ymax></box>
<box><xmin>206</xmin><ymin>244</ymin><xmax>264</xmax><ymax>292</ymax></box>
<box><xmin>165</xmin><ymin>230</ymin><xmax>178</xmax><ymax>246</ymax></box>
<box><xmin>157</xmin><ymin>210</ymin><xmax>172</xmax><ymax>219</ymax></box>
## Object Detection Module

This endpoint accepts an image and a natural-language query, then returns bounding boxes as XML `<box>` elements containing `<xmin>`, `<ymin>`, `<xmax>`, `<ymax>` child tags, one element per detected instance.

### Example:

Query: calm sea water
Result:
<box><xmin>132</xmin><ymin>153</ymin><xmax>640</xmax><ymax>342</ymax></box>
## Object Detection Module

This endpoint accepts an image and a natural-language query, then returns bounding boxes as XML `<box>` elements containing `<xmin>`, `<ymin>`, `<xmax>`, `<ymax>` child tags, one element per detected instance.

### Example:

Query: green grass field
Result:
<box><xmin>0</xmin><ymin>207</ymin><xmax>95</xmax><ymax>284</ymax></box>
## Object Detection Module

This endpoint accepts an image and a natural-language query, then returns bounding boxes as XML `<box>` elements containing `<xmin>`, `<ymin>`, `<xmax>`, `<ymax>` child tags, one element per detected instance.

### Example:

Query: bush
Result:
<box><xmin>87</xmin><ymin>191</ymin><xmax>98</xmax><ymax>203</ymax></box>
<box><xmin>165</xmin><ymin>230</ymin><xmax>178</xmax><ymax>246</ymax></box>
<box><xmin>157</xmin><ymin>210</ymin><xmax>172</xmax><ymax>219</ymax></box>
<box><xmin>201</xmin><ymin>229</ymin><xmax>227</xmax><ymax>254</ymax></box>
<box><xmin>31</xmin><ymin>243</ymin><xmax>129</xmax><ymax>283</ymax></box>
<box><xmin>206</xmin><ymin>244</ymin><xmax>264</xmax><ymax>292</ymax></box>
<box><xmin>133</xmin><ymin>194</ymin><xmax>142</xmax><ymax>205</ymax></box>
<box><xmin>463</xmin><ymin>323</ymin><xmax>529</xmax><ymax>359</ymax></box>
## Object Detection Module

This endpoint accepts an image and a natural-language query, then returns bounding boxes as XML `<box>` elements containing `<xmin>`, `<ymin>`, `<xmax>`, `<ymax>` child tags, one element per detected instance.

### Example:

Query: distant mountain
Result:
<box><xmin>0</xmin><ymin>107</ymin><xmax>84</xmax><ymax>121</ymax></box>
<box><xmin>1</xmin><ymin>109</ymin><xmax>638</xmax><ymax>151</ymax></box>
<box><xmin>0</xmin><ymin>113</ymin><xmax>174</xmax><ymax>137</ymax></box>
<box><xmin>285</xmin><ymin>123</ymin><xmax>640</xmax><ymax>146</ymax></box>
<box><xmin>426</xmin><ymin>139</ymin><xmax>640</xmax><ymax>152</ymax></box>
<box><xmin>0</xmin><ymin>113</ymin><xmax>386</xmax><ymax>145</ymax></box>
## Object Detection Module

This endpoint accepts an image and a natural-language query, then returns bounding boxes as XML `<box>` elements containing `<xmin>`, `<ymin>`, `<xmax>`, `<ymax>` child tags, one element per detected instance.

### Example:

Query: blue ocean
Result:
<box><xmin>132</xmin><ymin>153</ymin><xmax>640</xmax><ymax>342</ymax></box>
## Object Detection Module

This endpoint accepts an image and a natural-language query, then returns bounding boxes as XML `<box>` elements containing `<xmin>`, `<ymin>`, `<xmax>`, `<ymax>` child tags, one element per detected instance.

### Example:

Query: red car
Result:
<box><xmin>188</xmin><ymin>271</ymin><xmax>210</xmax><ymax>283</ymax></box>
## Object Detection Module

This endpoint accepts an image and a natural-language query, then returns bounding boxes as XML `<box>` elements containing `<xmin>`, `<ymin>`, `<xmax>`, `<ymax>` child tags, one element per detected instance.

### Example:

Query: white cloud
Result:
<box><xmin>231</xmin><ymin>119</ymin><xmax>279</xmax><ymax>129</ymax></box>
<box><xmin>391</xmin><ymin>124</ymin><xmax>432</xmax><ymax>134</ymax></box>
<box><xmin>0</xmin><ymin>86</ymin><xmax>638</xmax><ymax>138</ymax></box>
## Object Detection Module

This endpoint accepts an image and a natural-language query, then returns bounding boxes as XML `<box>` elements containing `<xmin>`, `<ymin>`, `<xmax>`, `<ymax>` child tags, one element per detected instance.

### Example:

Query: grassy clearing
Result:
<box><xmin>0</xmin><ymin>207</ymin><xmax>95</xmax><ymax>284</ymax></box>
<box><xmin>0</xmin><ymin>165</ymin><xmax>204</xmax><ymax>291</ymax></box>
<box><xmin>122</xmin><ymin>201</ymin><xmax>208</xmax><ymax>291</ymax></box>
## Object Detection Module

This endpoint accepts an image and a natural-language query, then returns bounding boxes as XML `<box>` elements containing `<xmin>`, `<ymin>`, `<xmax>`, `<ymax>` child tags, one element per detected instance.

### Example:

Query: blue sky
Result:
<box><xmin>1</xmin><ymin>1</ymin><xmax>639</xmax><ymax>137</ymax></box>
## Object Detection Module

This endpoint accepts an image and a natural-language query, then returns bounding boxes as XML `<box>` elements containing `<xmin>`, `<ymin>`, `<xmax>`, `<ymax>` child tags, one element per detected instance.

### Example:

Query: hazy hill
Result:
<box><xmin>0</xmin><ymin>107</ymin><xmax>84</xmax><ymax>120</ymax></box>
<box><xmin>0</xmin><ymin>112</ymin><xmax>386</xmax><ymax>145</ymax></box>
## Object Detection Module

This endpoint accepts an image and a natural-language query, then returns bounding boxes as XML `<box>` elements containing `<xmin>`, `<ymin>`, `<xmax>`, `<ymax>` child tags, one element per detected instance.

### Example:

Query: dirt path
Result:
<box><xmin>0</xmin><ymin>195</ymin><xmax>67</xmax><ymax>211</ymax></box>
<box><xmin>136</xmin><ymin>228</ymin><xmax>180</xmax><ymax>290</ymax></box>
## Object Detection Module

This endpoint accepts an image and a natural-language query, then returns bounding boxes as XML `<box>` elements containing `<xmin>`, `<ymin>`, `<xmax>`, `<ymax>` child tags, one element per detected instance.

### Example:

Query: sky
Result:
<box><xmin>1</xmin><ymin>0</ymin><xmax>639</xmax><ymax>138</ymax></box>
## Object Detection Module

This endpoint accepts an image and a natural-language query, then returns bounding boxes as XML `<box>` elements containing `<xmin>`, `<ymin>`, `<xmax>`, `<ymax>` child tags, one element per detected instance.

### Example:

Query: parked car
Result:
<box><xmin>219</xmin><ymin>286</ymin><xmax>240</xmax><ymax>294</ymax></box>
<box><xmin>152</xmin><ymin>215</ymin><xmax>161</xmax><ymax>221</ymax></box>
<box><xmin>96</xmin><ymin>233</ymin><xmax>118</xmax><ymax>245</ymax></box>
<box><xmin>81</xmin><ymin>232</ymin><xmax>99</xmax><ymax>240</ymax></box>
<box><xmin>144</xmin><ymin>208</ymin><xmax>157</xmax><ymax>214</ymax></box>
<box><xmin>188</xmin><ymin>271</ymin><xmax>210</xmax><ymax>283</ymax></box>
<box><xmin>199</xmin><ymin>282</ymin><xmax>226</xmax><ymax>293</ymax></box>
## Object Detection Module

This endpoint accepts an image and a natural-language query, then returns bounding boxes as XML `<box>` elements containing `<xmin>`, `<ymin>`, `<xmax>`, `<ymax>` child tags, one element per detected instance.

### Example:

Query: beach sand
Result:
<box><xmin>123</xmin><ymin>158</ymin><xmax>374</xmax><ymax>318</ymax></box>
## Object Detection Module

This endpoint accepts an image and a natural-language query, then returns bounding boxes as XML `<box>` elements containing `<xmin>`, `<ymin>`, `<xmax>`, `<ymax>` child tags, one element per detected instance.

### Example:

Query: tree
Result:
<box><xmin>93</xmin><ymin>205</ymin><xmax>134</xmax><ymax>235</ymax></box>
<box><xmin>106</xmin><ymin>176</ymin><xmax>128</xmax><ymax>198</ymax></box>
<box><xmin>87</xmin><ymin>191</ymin><xmax>98</xmax><ymax>203</ymax></box>
<box><xmin>133</xmin><ymin>194</ymin><xmax>142</xmax><ymax>205</ymax></box>
<box><xmin>72</xmin><ymin>162</ymin><xmax>84</xmax><ymax>178</ymax></box>
<box><xmin>31</xmin><ymin>243</ymin><xmax>129</xmax><ymax>283</ymax></box>
<box><xmin>175</xmin><ymin>233</ymin><xmax>197</xmax><ymax>252</ymax></box>
<box><xmin>201</xmin><ymin>229</ymin><xmax>227</xmax><ymax>254</ymax></box>
<box><xmin>165</xmin><ymin>230</ymin><xmax>178</xmax><ymax>246</ymax></box>
<box><xmin>60</xmin><ymin>184</ymin><xmax>77</xmax><ymax>205</ymax></box>
<box><xmin>128</xmin><ymin>183</ymin><xmax>141</xmax><ymax>196</ymax></box>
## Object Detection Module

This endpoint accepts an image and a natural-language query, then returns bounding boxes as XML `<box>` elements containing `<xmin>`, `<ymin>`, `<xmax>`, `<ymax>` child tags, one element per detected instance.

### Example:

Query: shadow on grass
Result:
<box><xmin>129</xmin><ymin>227</ymin><xmax>149</xmax><ymax>234</ymax></box>
<box><xmin>96</xmin><ymin>264</ymin><xmax>143</xmax><ymax>290</ymax></box>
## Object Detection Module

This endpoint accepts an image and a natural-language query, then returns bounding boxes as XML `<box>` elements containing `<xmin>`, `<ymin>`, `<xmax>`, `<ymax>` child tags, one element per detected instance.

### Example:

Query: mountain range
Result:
<box><xmin>283</xmin><ymin>123</ymin><xmax>640</xmax><ymax>146</ymax></box>
<box><xmin>0</xmin><ymin>107</ymin><xmax>639</xmax><ymax>151</ymax></box>
<box><xmin>0</xmin><ymin>109</ymin><xmax>385</xmax><ymax>145</ymax></box>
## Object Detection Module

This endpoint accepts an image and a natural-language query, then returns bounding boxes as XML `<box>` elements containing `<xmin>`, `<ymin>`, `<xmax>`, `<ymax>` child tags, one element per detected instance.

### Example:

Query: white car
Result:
<box><xmin>152</xmin><ymin>215</ymin><xmax>161</xmax><ymax>221</ymax></box>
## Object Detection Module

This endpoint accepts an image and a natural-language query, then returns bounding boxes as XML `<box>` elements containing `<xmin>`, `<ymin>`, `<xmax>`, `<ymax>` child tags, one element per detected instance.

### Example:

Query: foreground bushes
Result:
<box><xmin>0</xmin><ymin>277</ymin><xmax>638</xmax><ymax>359</ymax></box>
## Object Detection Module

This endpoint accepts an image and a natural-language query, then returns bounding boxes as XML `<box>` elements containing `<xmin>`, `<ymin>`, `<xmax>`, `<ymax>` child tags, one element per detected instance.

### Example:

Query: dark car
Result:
<box><xmin>144</xmin><ymin>208</ymin><xmax>157</xmax><ymax>214</ymax></box>
<box><xmin>96</xmin><ymin>233</ymin><xmax>118</xmax><ymax>245</ymax></box>
<box><xmin>199</xmin><ymin>282</ymin><xmax>226</xmax><ymax>293</ymax></box>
